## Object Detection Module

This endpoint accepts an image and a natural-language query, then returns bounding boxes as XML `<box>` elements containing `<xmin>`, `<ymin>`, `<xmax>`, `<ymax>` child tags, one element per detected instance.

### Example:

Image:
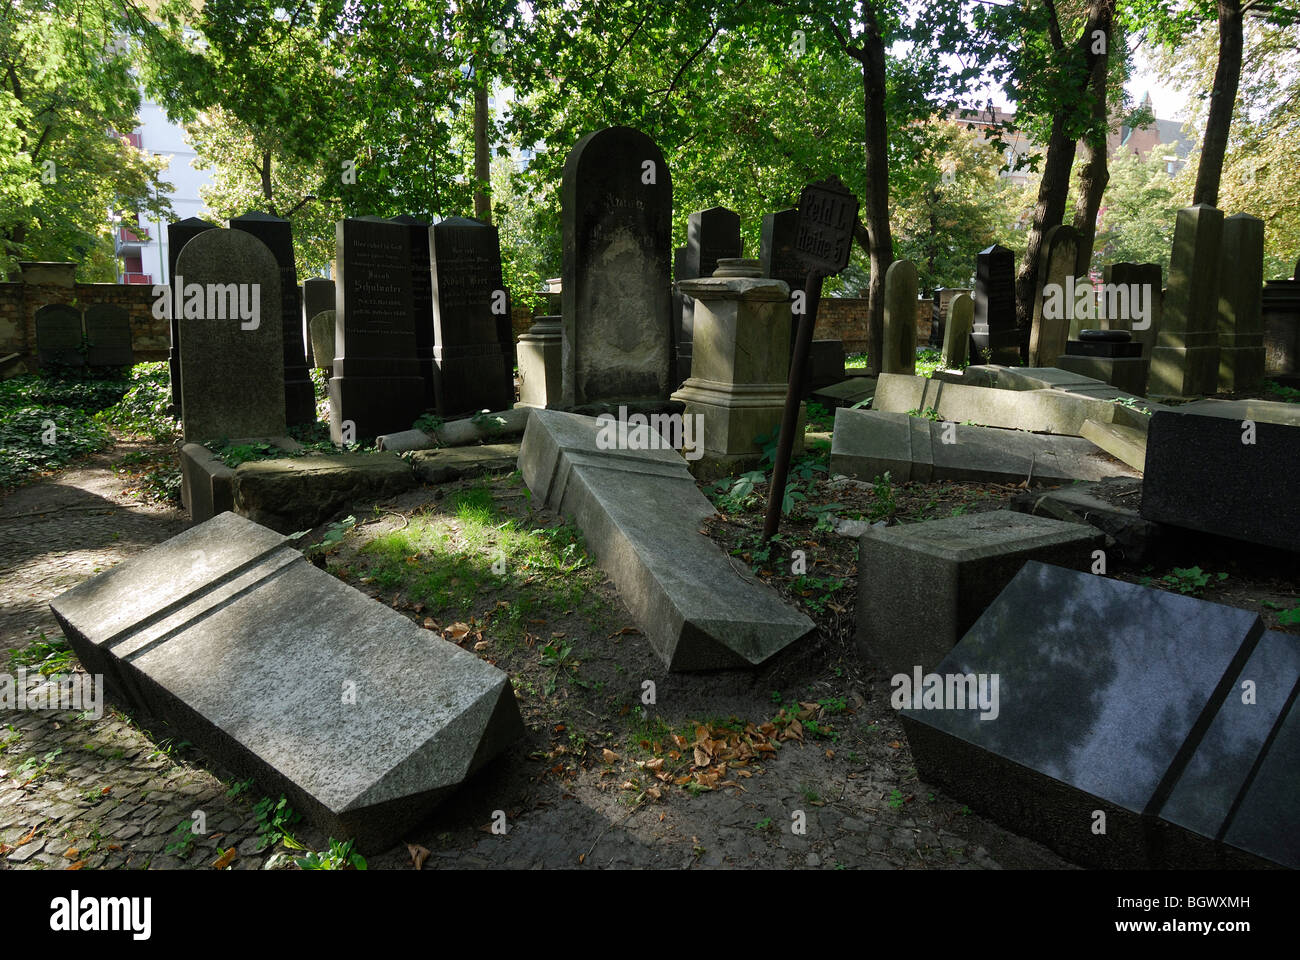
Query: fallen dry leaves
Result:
<box><xmin>213</xmin><ymin>848</ymin><xmax>237</xmax><ymax>870</ymax></box>
<box><xmin>408</xmin><ymin>844</ymin><xmax>430</xmax><ymax>870</ymax></box>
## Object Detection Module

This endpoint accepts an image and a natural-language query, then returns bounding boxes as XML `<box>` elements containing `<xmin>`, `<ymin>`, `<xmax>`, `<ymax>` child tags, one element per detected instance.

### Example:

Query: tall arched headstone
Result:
<box><xmin>882</xmin><ymin>260</ymin><xmax>918</xmax><ymax>375</ymax></box>
<box><xmin>561</xmin><ymin>126</ymin><xmax>673</xmax><ymax>408</ymax></box>
<box><xmin>167</xmin><ymin>216</ymin><xmax>219</xmax><ymax>406</ymax></box>
<box><xmin>176</xmin><ymin>229</ymin><xmax>286</xmax><ymax>442</ymax></box>
<box><xmin>1029</xmin><ymin>224</ymin><xmax>1080</xmax><ymax>368</ymax></box>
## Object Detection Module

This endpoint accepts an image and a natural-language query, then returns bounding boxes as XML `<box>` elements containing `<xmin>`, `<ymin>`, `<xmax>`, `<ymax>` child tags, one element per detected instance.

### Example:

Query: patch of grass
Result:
<box><xmin>165</xmin><ymin>818</ymin><xmax>199</xmax><ymax>859</ymax></box>
<box><xmin>845</xmin><ymin>352</ymin><xmax>870</xmax><ymax>370</ymax></box>
<box><xmin>8</xmin><ymin>633</ymin><xmax>75</xmax><ymax>676</ymax></box>
<box><xmin>1139</xmin><ymin>566</ymin><xmax>1227</xmax><ymax>597</ymax></box>
<box><xmin>804</xmin><ymin>401</ymin><xmax>834</xmax><ymax>432</ymax></box>
<box><xmin>1264</xmin><ymin>380</ymin><xmax>1300</xmax><ymax>403</ymax></box>
<box><xmin>296</xmin><ymin>837</ymin><xmax>367</xmax><ymax>870</ymax></box>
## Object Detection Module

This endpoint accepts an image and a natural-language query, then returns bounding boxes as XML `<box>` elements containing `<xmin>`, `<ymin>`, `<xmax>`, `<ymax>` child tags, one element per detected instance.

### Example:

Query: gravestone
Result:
<box><xmin>301</xmin><ymin>277</ymin><xmax>335</xmax><ymax>367</ymax></box>
<box><xmin>329</xmin><ymin>217</ymin><xmax>425</xmax><ymax>442</ymax></box>
<box><xmin>387</xmin><ymin>216</ymin><xmax>438</xmax><ymax>407</ymax></box>
<box><xmin>561</xmin><ymin>126</ymin><xmax>673</xmax><ymax>409</ymax></box>
<box><xmin>429</xmin><ymin>216</ymin><xmax>513</xmax><ymax>416</ymax></box>
<box><xmin>229</xmin><ymin>212</ymin><xmax>315</xmax><ymax>426</ymax></box>
<box><xmin>166</xmin><ymin>217</ymin><xmax>219</xmax><ymax>406</ymax></box>
<box><xmin>941</xmin><ymin>292</ymin><xmax>973</xmax><ymax>369</ymax></box>
<box><xmin>1216</xmin><ymin>213</ymin><xmax>1266</xmax><ymax>393</ymax></box>
<box><xmin>676</xmin><ymin>207</ymin><xmax>742</xmax><ymax>384</ymax></box>
<box><xmin>882</xmin><ymin>259</ymin><xmax>918</xmax><ymax>375</ymax></box>
<box><xmin>1028</xmin><ymin>224</ymin><xmax>1080</xmax><ymax>367</ymax></box>
<box><xmin>972</xmin><ymin>244</ymin><xmax>1018</xmax><ymax>364</ymax></box>
<box><xmin>49</xmin><ymin>511</ymin><xmax>523</xmax><ymax>853</ymax></box>
<box><xmin>1102</xmin><ymin>262</ymin><xmax>1161</xmax><ymax>385</ymax></box>
<box><xmin>175</xmin><ymin>229</ymin><xmax>286</xmax><ymax>442</ymax></box>
<box><xmin>519</xmin><ymin>409</ymin><xmax>813</xmax><ymax>670</ymax></box>
<box><xmin>309</xmin><ymin>311</ymin><xmax>335</xmax><ymax>372</ymax></box>
<box><xmin>1140</xmin><ymin>410</ymin><xmax>1299</xmax><ymax>552</ymax></box>
<box><xmin>1149</xmin><ymin>204</ymin><xmax>1224</xmax><ymax>397</ymax></box>
<box><xmin>900</xmin><ymin>561</ymin><xmax>1266</xmax><ymax>868</ymax></box>
<box><xmin>34</xmin><ymin>304</ymin><xmax>84</xmax><ymax>366</ymax></box>
<box><xmin>84</xmin><ymin>303</ymin><xmax>133</xmax><ymax>367</ymax></box>
<box><xmin>672</xmin><ymin>246</ymin><xmax>689</xmax><ymax>382</ymax></box>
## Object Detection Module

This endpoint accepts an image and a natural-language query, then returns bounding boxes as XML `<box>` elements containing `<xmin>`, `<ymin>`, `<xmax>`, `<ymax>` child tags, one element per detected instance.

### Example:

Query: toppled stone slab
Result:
<box><xmin>376</xmin><ymin>407</ymin><xmax>529</xmax><ymax>452</ymax></box>
<box><xmin>180</xmin><ymin>436</ymin><xmax>303</xmax><ymax>522</ymax></box>
<box><xmin>1009</xmin><ymin>476</ymin><xmax>1159</xmax><ymax>564</ymax></box>
<box><xmin>1141</xmin><ymin>410</ymin><xmax>1300</xmax><ymax>552</ymax></box>
<box><xmin>830</xmin><ymin>408</ymin><xmax>1139</xmax><ymax>485</ymax></box>
<box><xmin>809</xmin><ymin>377</ymin><xmax>874</xmax><ymax>409</ymax></box>
<box><xmin>1176</xmin><ymin>397</ymin><xmax>1300</xmax><ymax>427</ymax></box>
<box><xmin>901</xmin><ymin>561</ymin><xmax>1267</xmax><ymax>868</ymax></box>
<box><xmin>49</xmin><ymin>511</ymin><xmax>523</xmax><ymax>852</ymax></box>
<box><xmin>519</xmin><ymin>408</ymin><xmax>813</xmax><ymax>670</ymax></box>
<box><xmin>409</xmin><ymin>443</ymin><xmax>519</xmax><ymax>484</ymax></box>
<box><xmin>232</xmin><ymin>452</ymin><xmax>415</xmax><ymax>532</ymax></box>
<box><xmin>1080</xmin><ymin>419</ymin><xmax>1146</xmax><ymax>472</ymax></box>
<box><xmin>857</xmin><ymin>511</ymin><xmax>1102</xmax><ymax>678</ymax></box>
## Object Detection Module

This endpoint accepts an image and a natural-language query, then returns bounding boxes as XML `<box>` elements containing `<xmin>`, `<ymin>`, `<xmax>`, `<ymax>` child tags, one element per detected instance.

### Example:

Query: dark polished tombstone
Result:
<box><xmin>429</xmin><ymin>216</ymin><xmax>513</xmax><ymax>416</ymax></box>
<box><xmin>972</xmin><ymin>244</ymin><xmax>1018</xmax><ymax>364</ymax></box>
<box><xmin>672</xmin><ymin>245</ymin><xmax>689</xmax><ymax>383</ymax></box>
<box><xmin>167</xmin><ymin>217</ymin><xmax>218</xmax><ymax>406</ymax></box>
<box><xmin>329</xmin><ymin>217</ymin><xmax>426</xmax><ymax>442</ymax></box>
<box><xmin>676</xmin><ymin>207</ymin><xmax>742</xmax><ymax>384</ymax></box>
<box><xmin>34</xmin><ymin>304</ymin><xmax>84</xmax><ymax>366</ymax></box>
<box><xmin>1140</xmin><ymin>411</ymin><xmax>1300</xmax><ymax>552</ymax></box>
<box><xmin>900</xmin><ymin>561</ymin><xmax>1264</xmax><ymax>869</ymax></box>
<box><xmin>84</xmin><ymin>304</ymin><xmax>133</xmax><ymax>366</ymax></box>
<box><xmin>383</xmin><ymin>216</ymin><xmax>437</xmax><ymax>407</ymax></box>
<box><xmin>301</xmin><ymin>277</ymin><xmax>335</xmax><ymax>367</ymax></box>
<box><xmin>760</xmin><ymin>207</ymin><xmax>804</xmax><ymax>353</ymax></box>
<box><xmin>561</xmin><ymin>126</ymin><xmax>673</xmax><ymax>408</ymax></box>
<box><xmin>229</xmin><ymin>212</ymin><xmax>315</xmax><ymax>426</ymax></box>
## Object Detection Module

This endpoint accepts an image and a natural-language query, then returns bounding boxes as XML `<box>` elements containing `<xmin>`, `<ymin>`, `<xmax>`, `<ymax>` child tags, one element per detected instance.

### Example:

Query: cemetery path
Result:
<box><xmin>0</xmin><ymin>443</ymin><xmax>188</xmax><ymax>662</ymax></box>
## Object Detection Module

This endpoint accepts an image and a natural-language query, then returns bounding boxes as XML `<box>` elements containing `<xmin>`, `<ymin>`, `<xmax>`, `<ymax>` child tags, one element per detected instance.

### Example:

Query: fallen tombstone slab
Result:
<box><xmin>1079</xmin><ymin>419</ymin><xmax>1147</xmax><ymax>472</ymax></box>
<box><xmin>1009</xmin><ymin>476</ymin><xmax>1159</xmax><ymax>564</ymax></box>
<box><xmin>519</xmin><ymin>408</ymin><xmax>814</xmax><ymax>670</ymax></box>
<box><xmin>857</xmin><ymin>511</ymin><xmax>1102</xmax><ymax>678</ymax></box>
<box><xmin>376</xmin><ymin>407</ymin><xmax>529</xmax><ymax>452</ymax></box>
<box><xmin>830</xmin><ymin>408</ymin><xmax>1139</xmax><ymax>484</ymax></box>
<box><xmin>810</xmin><ymin>377</ymin><xmax>875</xmax><ymax>409</ymax></box>
<box><xmin>49</xmin><ymin>511</ymin><xmax>523</xmax><ymax>852</ymax></box>
<box><xmin>900</xmin><ymin>561</ymin><xmax>1265</xmax><ymax>869</ymax></box>
<box><xmin>1175</xmin><ymin>397</ymin><xmax>1300</xmax><ymax>427</ymax></box>
<box><xmin>409</xmin><ymin>443</ymin><xmax>519</xmax><ymax>484</ymax></box>
<box><xmin>1140</xmin><ymin>410</ymin><xmax>1300</xmax><ymax>552</ymax></box>
<box><xmin>231</xmin><ymin>451</ymin><xmax>416</xmax><ymax>532</ymax></box>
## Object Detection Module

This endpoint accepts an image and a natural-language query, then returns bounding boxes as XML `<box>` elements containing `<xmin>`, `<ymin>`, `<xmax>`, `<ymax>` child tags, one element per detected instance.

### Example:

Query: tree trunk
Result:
<box><xmin>1072</xmin><ymin>13</ymin><xmax>1113</xmax><ymax>275</ymax></box>
<box><xmin>474</xmin><ymin>83</ymin><xmax>491</xmax><ymax>222</ymax></box>
<box><xmin>260</xmin><ymin>150</ymin><xmax>274</xmax><ymax>212</ymax></box>
<box><xmin>858</xmin><ymin>33</ymin><xmax>892</xmax><ymax>377</ymax></box>
<box><xmin>1194</xmin><ymin>0</ymin><xmax>1243</xmax><ymax>206</ymax></box>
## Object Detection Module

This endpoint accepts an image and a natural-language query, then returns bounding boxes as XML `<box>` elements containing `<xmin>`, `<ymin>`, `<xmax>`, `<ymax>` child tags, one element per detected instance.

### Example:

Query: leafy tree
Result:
<box><xmin>0</xmin><ymin>0</ymin><xmax>173</xmax><ymax>278</ymax></box>
<box><xmin>1090</xmin><ymin>148</ymin><xmax>1188</xmax><ymax>274</ymax></box>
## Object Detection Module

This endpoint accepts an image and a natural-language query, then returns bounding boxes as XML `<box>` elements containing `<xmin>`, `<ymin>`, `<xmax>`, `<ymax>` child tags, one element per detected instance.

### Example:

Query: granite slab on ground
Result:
<box><xmin>518</xmin><ymin>408</ymin><xmax>813</xmax><ymax>670</ymax></box>
<box><xmin>830</xmin><ymin>408</ymin><xmax>1139</xmax><ymax>485</ymax></box>
<box><xmin>48</xmin><ymin>511</ymin><xmax>523</xmax><ymax>852</ymax></box>
<box><xmin>900</xmin><ymin>561</ymin><xmax>1293</xmax><ymax>868</ymax></box>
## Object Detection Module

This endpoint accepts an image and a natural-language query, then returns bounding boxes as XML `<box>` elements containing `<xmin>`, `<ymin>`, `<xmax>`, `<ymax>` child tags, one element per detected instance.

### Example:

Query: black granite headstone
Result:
<box><xmin>676</xmin><ymin>207</ymin><xmax>742</xmax><ymax>383</ymax></box>
<box><xmin>760</xmin><ymin>207</ymin><xmax>815</xmax><ymax>384</ymax></box>
<box><xmin>1140</xmin><ymin>411</ymin><xmax>1300</xmax><ymax>552</ymax></box>
<box><xmin>34</xmin><ymin>304</ymin><xmax>84</xmax><ymax>366</ymax></box>
<box><xmin>429</xmin><ymin>216</ymin><xmax>513</xmax><ymax>417</ymax></box>
<box><xmin>301</xmin><ymin>277</ymin><xmax>335</xmax><ymax>366</ymax></box>
<box><xmin>900</xmin><ymin>561</ymin><xmax>1264</xmax><ymax>868</ymax></box>
<box><xmin>1064</xmin><ymin>339</ymin><xmax>1144</xmax><ymax>358</ymax></box>
<box><xmin>1080</xmin><ymin>328</ymin><xmax>1132</xmax><ymax>342</ymax></box>
<box><xmin>167</xmin><ymin>217</ymin><xmax>218</xmax><ymax>406</ymax></box>
<box><xmin>229</xmin><ymin>212</ymin><xmax>315</xmax><ymax>426</ymax></box>
<box><xmin>329</xmin><ymin>217</ymin><xmax>425</xmax><ymax>441</ymax></box>
<box><xmin>972</xmin><ymin>244</ymin><xmax>1018</xmax><ymax>364</ymax></box>
<box><xmin>561</xmin><ymin>126</ymin><xmax>673</xmax><ymax>408</ymax></box>
<box><xmin>84</xmin><ymin>304</ymin><xmax>133</xmax><ymax>366</ymax></box>
<box><xmin>386</xmin><ymin>216</ymin><xmax>438</xmax><ymax>407</ymax></box>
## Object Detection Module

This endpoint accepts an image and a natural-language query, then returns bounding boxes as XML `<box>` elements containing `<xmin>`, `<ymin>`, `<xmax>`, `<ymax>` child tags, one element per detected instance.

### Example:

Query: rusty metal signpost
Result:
<box><xmin>762</xmin><ymin>175</ymin><xmax>859</xmax><ymax>542</ymax></box>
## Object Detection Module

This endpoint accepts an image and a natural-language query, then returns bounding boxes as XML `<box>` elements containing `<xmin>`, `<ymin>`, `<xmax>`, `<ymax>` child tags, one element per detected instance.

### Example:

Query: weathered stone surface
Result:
<box><xmin>167</xmin><ymin>217</ymin><xmax>219</xmax><ymax>407</ymax></box>
<box><xmin>84</xmin><ymin>304</ymin><xmax>133</xmax><ymax>367</ymax></box>
<box><xmin>1009</xmin><ymin>476</ymin><xmax>1159</xmax><ymax>564</ymax></box>
<box><xmin>1216</xmin><ymin>213</ymin><xmax>1266</xmax><ymax>393</ymax></box>
<box><xmin>1103</xmin><ymin>262</ymin><xmax>1161</xmax><ymax>385</ymax></box>
<box><xmin>1175</xmin><ymin>396</ymin><xmax>1300</xmax><ymax>427</ymax></box>
<box><xmin>231</xmin><ymin>452</ymin><xmax>416</xmax><ymax>532</ymax></box>
<box><xmin>301</xmin><ymin>278</ymin><xmax>335</xmax><ymax>366</ymax></box>
<box><xmin>309</xmin><ymin>310</ymin><xmax>335</xmax><ymax>371</ymax></box>
<box><xmin>376</xmin><ymin>407</ymin><xmax>529</xmax><ymax>452</ymax></box>
<box><xmin>49</xmin><ymin>512</ymin><xmax>523</xmax><ymax>853</ymax></box>
<box><xmin>1079</xmin><ymin>419</ymin><xmax>1146</xmax><ymax>472</ymax></box>
<box><xmin>1140</xmin><ymin>410</ymin><xmax>1300</xmax><ymax>551</ymax></box>
<box><xmin>34</xmin><ymin>304</ymin><xmax>83</xmax><ymax>366</ymax></box>
<box><xmin>1028</xmin><ymin>224</ymin><xmax>1079</xmax><ymax>368</ymax></box>
<box><xmin>972</xmin><ymin>244</ymin><xmax>1018</xmax><ymax>364</ymax></box>
<box><xmin>179</xmin><ymin>436</ymin><xmax>302</xmax><ymax>524</ymax></box>
<box><xmin>882</xmin><ymin>260</ymin><xmax>918</xmax><ymax>375</ymax></box>
<box><xmin>830</xmin><ymin>408</ymin><xmax>1139</xmax><ymax>484</ymax></box>
<box><xmin>857</xmin><ymin>512</ymin><xmax>1102</xmax><ymax>678</ymax></box>
<box><xmin>1055</xmin><ymin>352</ymin><xmax>1147</xmax><ymax>395</ymax></box>
<box><xmin>676</xmin><ymin>207</ymin><xmax>742</xmax><ymax>382</ymax></box>
<box><xmin>519</xmin><ymin>409</ymin><xmax>813</xmax><ymax>670</ymax></box>
<box><xmin>561</xmin><ymin>127</ymin><xmax>673</xmax><ymax>408</ymax></box>
<box><xmin>810</xmin><ymin>377</ymin><xmax>874</xmax><ymax>409</ymax></box>
<box><xmin>176</xmin><ymin>229</ymin><xmax>287</xmax><ymax>443</ymax></box>
<box><xmin>1149</xmin><ymin>204</ymin><xmax>1224</xmax><ymax>398</ymax></box>
<box><xmin>516</xmin><ymin>314</ymin><xmax>562</xmax><ymax>409</ymax></box>
<box><xmin>409</xmin><ymin>443</ymin><xmax>519</xmax><ymax>484</ymax></box>
<box><xmin>901</xmin><ymin>561</ymin><xmax>1265</xmax><ymax>868</ymax></box>
<box><xmin>941</xmin><ymin>293</ymin><xmax>973</xmax><ymax>370</ymax></box>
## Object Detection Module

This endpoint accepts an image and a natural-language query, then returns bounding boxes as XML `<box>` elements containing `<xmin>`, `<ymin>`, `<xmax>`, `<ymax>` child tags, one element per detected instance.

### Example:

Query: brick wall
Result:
<box><xmin>1</xmin><ymin>265</ymin><xmax>168</xmax><ymax>370</ymax></box>
<box><xmin>813</xmin><ymin>297</ymin><xmax>937</xmax><ymax>356</ymax></box>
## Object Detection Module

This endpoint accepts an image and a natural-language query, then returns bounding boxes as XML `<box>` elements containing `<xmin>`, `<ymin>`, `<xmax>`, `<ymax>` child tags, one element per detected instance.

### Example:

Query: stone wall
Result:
<box><xmin>1</xmin><ymin>263</ymin><xmax>168</xmax><ymax>372</ymax></box>
<box><xmin>814</xmin><ymin>297</ymin><xmax>936</xmax><ymax>356</ymax></box>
